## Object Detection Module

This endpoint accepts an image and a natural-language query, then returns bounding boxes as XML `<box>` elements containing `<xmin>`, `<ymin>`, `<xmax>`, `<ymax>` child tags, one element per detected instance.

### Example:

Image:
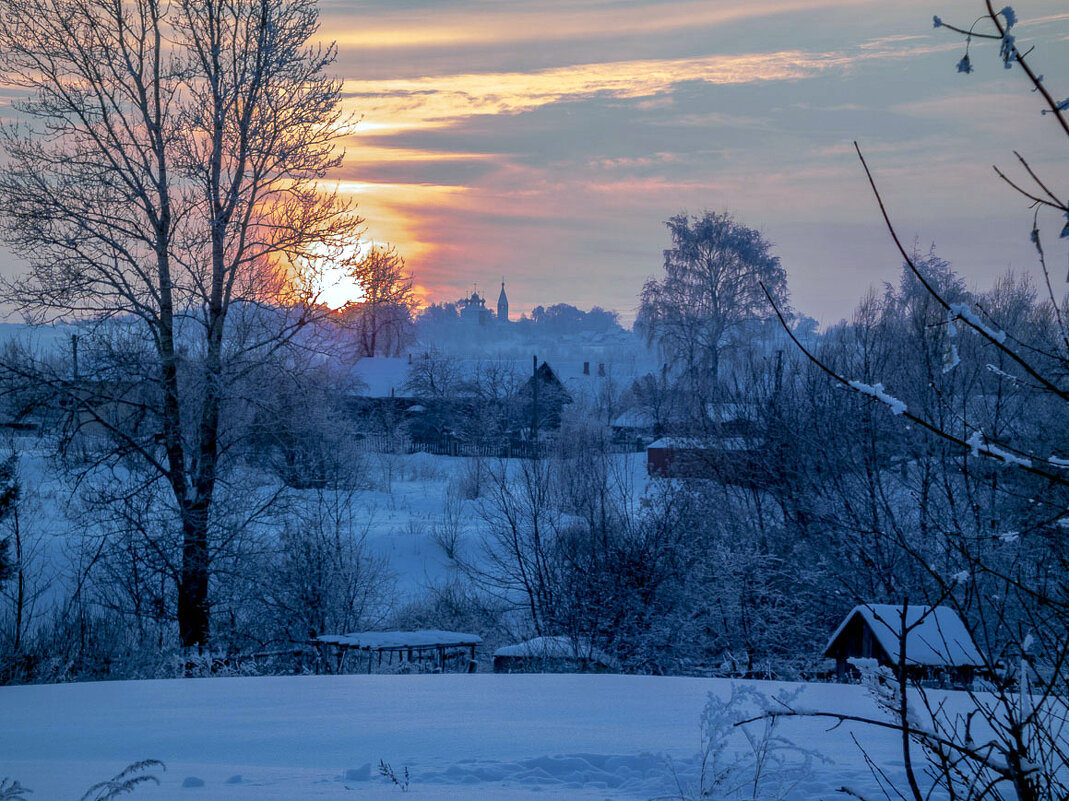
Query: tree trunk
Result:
<box><xmin>13</xmin><ymin>505</ymin><xmax>23</xmax><ymax>653</ymax></box>
<box><xmin>179</xmin><ymin>509</ymin><xmax>210</xmax><ymax>648</ymax></box>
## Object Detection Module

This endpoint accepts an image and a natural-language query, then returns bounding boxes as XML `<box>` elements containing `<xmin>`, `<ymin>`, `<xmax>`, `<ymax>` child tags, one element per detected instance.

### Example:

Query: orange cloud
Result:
<box><xmin>343</xmin><ymin>50</ymin><xmax>844</xmax><ymax>128</ymax></box>
<box><xmin>340</xmin><ymin>40</ymin><xmax>957</xmax><ymax>135</ymax></box>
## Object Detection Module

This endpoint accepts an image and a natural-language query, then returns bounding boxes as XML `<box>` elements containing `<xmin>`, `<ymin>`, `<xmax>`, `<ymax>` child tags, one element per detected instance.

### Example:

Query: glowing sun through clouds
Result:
<box><xmin>308</xmin><ymin>239</ymin><xmax>372</xmax><ymax>310</ymax></box>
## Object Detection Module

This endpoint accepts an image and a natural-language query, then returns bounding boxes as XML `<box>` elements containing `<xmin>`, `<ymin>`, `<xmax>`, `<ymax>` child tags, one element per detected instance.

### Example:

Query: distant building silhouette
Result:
<box><xmin>457</xmin><ymin>281</ymin><xmax>511</xmax><ymax>327</ymax></box>
<box><xmin>497</xmin><ymin>280</ymin><xmax>509</xmax><ymax>324</ymax></box>
<box><xmin>458</xmin><ymin>286</ymin><xmax>492</xmax><ymax>326</ymax></box>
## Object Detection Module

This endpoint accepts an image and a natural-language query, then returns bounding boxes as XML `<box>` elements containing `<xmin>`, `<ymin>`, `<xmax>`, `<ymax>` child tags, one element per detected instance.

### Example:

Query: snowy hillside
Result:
<box><xmin>2</xmin><ymin>673</ymin><xmax>928</xmax><ymax>800</ymax></box>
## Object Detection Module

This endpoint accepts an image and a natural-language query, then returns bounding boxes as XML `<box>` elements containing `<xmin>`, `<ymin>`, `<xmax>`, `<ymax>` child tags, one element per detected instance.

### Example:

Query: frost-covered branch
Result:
<box><xmin>854</xmin><ymin>142</ymin><xmax>1069</xmax><ymax>403</ymax></box>
<box><xmin>846</xmin><ymin>381</ymin><xmax>907</xmax><ymax>415</ymax></box>
<box><xmin>761</xmin><ymin>282</ymin><xmax>1069</xmax><ymax>487</ymax></box>
<box><xmin>965</xmin><ymin>431</ymin><xmax>1032</xmax><ymax>468</ymax></box>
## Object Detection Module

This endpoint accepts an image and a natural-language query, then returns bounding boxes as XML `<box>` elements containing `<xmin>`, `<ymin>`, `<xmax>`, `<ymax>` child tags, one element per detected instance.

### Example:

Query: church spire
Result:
<box><xmin>497</xmin><ymin>279</ymin><xmax>509</xmax><ymax>324</ymax></box>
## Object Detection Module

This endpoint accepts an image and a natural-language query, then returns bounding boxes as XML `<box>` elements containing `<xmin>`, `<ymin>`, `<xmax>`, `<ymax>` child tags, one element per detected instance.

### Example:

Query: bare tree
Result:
<box><xmin>637</xmin><ymin>211</ymin><xmax>789</xmax><ymax>420</ymax></box>
<box><xmin>0</xmin><ymin>0</ymin><xmax>362</xmax><ymax>649</ymax></box>
<box><xmin>256</xmin><ymin>488</ymin><xmax>392</xmax><ymax>645</ymax></box>
<box><xmin>405</xmin><ymin>349</ymin><xmax>464</xmax><ymax>399</ymax></box>
<box><xmin>343</xmin><ymin>244</ymin><xmax>418</xmax><ymax>357</ymax></box>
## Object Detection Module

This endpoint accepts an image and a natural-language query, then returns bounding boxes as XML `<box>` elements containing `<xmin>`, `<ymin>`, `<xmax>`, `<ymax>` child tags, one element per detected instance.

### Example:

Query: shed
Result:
<box><xmin>646</xmin><ymin>437</ymin><xmax>711</xmax><ymax>478</ymax></box>
<box><xmin>492</xmin><ymin>636</ymin><xmax>617</xmax><ymax>674</ymax></box>
<box><xmin>824</xmin><ymin>604</ymin><xmax>984</xmax><ymax>686</ymax></box>
<box><xmin>314</xmin><ymin>630</ymin><xmax>482</xmax><ymax>674</ymax></box>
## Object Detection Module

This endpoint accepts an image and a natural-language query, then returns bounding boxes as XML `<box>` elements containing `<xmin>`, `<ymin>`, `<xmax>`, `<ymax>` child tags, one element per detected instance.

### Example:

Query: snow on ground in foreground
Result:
<box><xmin>3</xmin><ymin>674</ymin><xmax>922</xmax><ymax>800</ymax></box>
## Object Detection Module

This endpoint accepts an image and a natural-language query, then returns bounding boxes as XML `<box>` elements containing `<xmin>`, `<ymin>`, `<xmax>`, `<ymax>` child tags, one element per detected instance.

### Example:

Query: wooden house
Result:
<box><xmin>824</xmin><ymin>604</ymin><xmax>985</xmax><ymax>687</ymax></box>
<box><xmin>520</xmin><ymin>359</ymin><xmax>572</xmax><ymax>434</ymax></box>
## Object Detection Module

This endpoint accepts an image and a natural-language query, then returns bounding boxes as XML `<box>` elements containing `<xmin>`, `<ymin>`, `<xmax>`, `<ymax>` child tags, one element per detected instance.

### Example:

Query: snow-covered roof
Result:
<box><xmin>824</xmin><ymin>604</ymin><xmax>983</xmax><ymax>667</ymax></box>
<box><xmin>316</xmin><ymin>630</ymin><xmax>483</xmax><ymax>650</ymax></box>
<box><xmin>647</xmin><ymin>437</ymin><xmax>701</xmax><ymax>450</ymax></box>
<box><xmin>647</xmin><ymin>436</ymin><xmax>758</xmax><ymax>453</ymax></box>
<box><xmin>493</xmin><ymin>636</ymin><xmax>618</xmax><ymax>668</ymax></box>
<box><xmin>350</xmin><ymin>354</ymin><xmax>660</xmax><ymax>401</ymax></box>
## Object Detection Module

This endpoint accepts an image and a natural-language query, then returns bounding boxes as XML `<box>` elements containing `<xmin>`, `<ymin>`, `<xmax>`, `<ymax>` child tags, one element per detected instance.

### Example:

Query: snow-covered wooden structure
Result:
<box><xmin>492</xmin><ymin>636</ymin><xmax>618</xmax><ymax>674</ymax></box>
<box><xmin>314</xmin><ymin>630</ymin><xmax>482</xmax><ymax>674</ymax></box>
<box><xmin>645</xmin><ymin>404</ymin><xmax>765</xmax><ymax>480</ymax></box>
<box><xmin>824</xmin><ymin>604</ymin><xmax>985</xmax><ymax>686</ymax></box>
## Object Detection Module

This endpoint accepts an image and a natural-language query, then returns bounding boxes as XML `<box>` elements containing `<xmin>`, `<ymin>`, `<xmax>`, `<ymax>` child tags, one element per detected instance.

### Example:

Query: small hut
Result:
<box><xmin>646</xmin><ymin>437</ymin><xmax>710</xmax><ymax>478</ymax></box>
<box><xmin>493</xmin><ymin>636</ymin><xmax>617</xmax><ymax>674</ymax></box>
<box><xmin>824</xmin><ymin>604</ymin><xmax>984</xmax><ymax>686</ymax></box>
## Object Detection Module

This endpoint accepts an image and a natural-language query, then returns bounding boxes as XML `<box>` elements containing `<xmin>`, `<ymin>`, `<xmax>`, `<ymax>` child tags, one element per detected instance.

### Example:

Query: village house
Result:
<box><xmin>824</xmin><ymin>604</ymin><xmax>986</xmax><ymax>687</ymax></box>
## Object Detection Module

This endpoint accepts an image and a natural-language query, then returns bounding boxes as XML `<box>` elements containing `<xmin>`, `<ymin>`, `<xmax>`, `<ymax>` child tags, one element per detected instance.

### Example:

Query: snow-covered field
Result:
<box><xmin>2</xmin><ymin>673</ymin><xmax>921</xmax><ymax>800</ymax></box>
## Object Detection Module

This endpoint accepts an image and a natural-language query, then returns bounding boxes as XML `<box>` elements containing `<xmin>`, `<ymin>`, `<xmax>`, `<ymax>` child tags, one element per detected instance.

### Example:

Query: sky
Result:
<box><xmin>0</xmin><ymin>1</ymin><xmax>1065</xmax><ymax>325</ymax></box>
<box><xmin>314</xmin><ymin>0</ymin><xmax>1069</xmax><ymax>324</ymax></box>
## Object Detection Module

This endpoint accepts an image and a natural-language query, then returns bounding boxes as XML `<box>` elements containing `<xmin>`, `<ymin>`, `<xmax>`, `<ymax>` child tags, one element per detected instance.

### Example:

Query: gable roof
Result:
<box><xmin>824</xmin><ymin>604</ymin><xmax>984</xmax><ymax>667</ymax></box>
<box><xmin>522</xmin><ymin>361</ymin><xmax>572</xmax><ymax>402</ymax></box>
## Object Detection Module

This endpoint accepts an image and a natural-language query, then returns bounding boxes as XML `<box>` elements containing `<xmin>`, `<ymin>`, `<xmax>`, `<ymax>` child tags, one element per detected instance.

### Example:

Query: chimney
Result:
<box><xmin>583</xmin><ymin>361</ymin><xmax>590</xmax><ymax>375</ymax></box>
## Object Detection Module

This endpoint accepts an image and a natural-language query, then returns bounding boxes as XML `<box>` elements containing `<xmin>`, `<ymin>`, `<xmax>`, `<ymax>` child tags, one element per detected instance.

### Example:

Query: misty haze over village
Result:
<box><xmin>0</xmin><ymin>1</ymin><xmax>1068</xmax><ymax>800</ymax></box>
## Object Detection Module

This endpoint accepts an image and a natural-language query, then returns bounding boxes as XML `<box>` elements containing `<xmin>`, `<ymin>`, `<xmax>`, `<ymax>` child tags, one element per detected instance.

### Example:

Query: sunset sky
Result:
<box><xmin>320</xmin><ymin>0</ymin><xmax>1069</xmax><ymax>324</ymax></box>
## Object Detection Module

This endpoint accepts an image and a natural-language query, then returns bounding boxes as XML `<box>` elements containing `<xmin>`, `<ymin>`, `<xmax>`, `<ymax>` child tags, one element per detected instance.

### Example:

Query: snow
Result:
<box><xmin>826</xmin><ymin>604</ymin><xmax>984</xmax><ymax>668</ymax></box>
<box><xmin>350</xmin><ymin>356</ymin><xmax>647</xmax><ymax>401</ymax></box>
<box><xmin>493</xmin><ymin>636</ymin><xmax>617</xmax><ymax>667</ymax></box>
<box><xmin>647</xmin><ymin>437</ymin><xmax>697</xmax><ymax>449</ymax></box>
<box><xmin>0</xmin><ymin>673</ymin><xmax>953</xmax><ymax>800</ymax></box>
<box><xmin>942</xmin><ymin>343</ymin><xmax>960</xmax><ymax>373</ymax></box>
<box><xmin>966</xmin><ymin>431</ymin><xmax>1032</xmax><ymax>468</ymax></box>
<box><xmin>316</xmin><ymin>630</ymin><xmax>482</xmax><ymax>649</ymax></box>
<box><xmin>985</xmin><ymin>363</ymin><xmax>1021</xmax><ymax>383</ymax></box>
<box><xmin>847</xmin><ymin>380</ymin><xmax>907</xmax><ymax>415</ymax></box>
<box><xmin>349</xmin><ymin>356</ymin><xmax>411</xmax><ymax>397</ymax></box>
<box><xmin>949</xmin><ymin>303</ymin><xmax>1007</xmax><ymax>344</ymax></box>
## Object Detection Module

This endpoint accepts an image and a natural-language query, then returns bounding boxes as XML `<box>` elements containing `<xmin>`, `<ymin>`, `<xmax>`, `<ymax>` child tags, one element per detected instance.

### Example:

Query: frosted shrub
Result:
<box><xmin>1</xmin><ymin>761</ymin><xmax>163</xmax><ymax>801</ymax></box>
<box><xmin>663</xmin><ymin>685</ymin><xmax>824</xmax><ymax>801</ymax></box>
<box><xmin>458</xmin><ymin>456</ymin><xmax>485</xmax><ymax>500</ymax></box>
<box><xmin>79</xmin><ymin>761</ymin><xmax>164</xmax><ymax>801</ymax></box>
<box><xmin>377</xmin><ymin>761</ymin><xmax>410</xmax><ymax>792</ymax></box>
<box><xmin>0</xmin><ymin>778</ymin><xmax>30</xmax><ymax>801</ymax></box>
<box><xmin>431</xmin><ymin>488</ymin><xmax>464</xmax><ymax>561</ymax></box>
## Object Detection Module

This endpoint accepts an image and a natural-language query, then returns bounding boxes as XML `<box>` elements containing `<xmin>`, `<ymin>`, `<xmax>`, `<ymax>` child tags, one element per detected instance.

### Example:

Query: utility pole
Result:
<box><xmin>531</xmin><ymin>354</ymin><xmax>538</xmax><ymax>446</ymax></box>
